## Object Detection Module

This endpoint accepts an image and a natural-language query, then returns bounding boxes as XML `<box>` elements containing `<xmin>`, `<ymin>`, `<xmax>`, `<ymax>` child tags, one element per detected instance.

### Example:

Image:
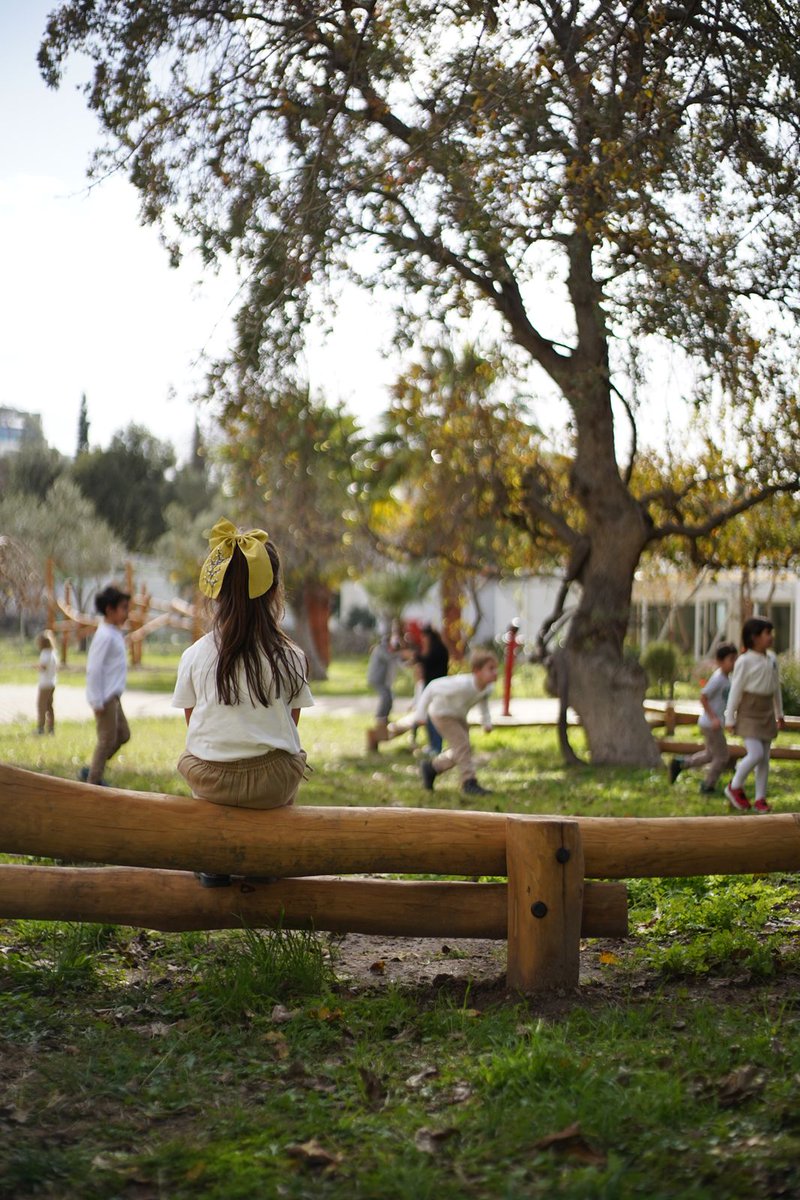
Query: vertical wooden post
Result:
<box><xmin>61</xmin><ymin>581</ymin><xmax>72</xmax><ymax>665</ymax></box>
<box><xmin>45</xmin><ymin>558</ymin><xmax>57</xmax><ymax>632</ymax></box>
<box><xmin>665</xmin><ymin>701</ymin><xmax>676</xmax><ymax>736</ymax></box>
<box><xmin>506</xmin><ymin>816</ymin><xmax>584</xmax><ymax>993</ymax></box>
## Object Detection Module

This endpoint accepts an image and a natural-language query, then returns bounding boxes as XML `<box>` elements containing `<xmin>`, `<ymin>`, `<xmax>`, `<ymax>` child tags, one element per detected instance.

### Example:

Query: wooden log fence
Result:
<box><xmin>1</xmin><ymin>764</ymin><xmax>798</xmax><ymax>994</ymax></box>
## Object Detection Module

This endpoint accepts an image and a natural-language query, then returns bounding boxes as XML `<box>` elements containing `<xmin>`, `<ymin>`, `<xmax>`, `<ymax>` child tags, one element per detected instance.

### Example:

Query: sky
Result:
<box><xmin>0</xmin><ymin>2</ymin><xmax>397</xmax><ymax>463</ymax></box>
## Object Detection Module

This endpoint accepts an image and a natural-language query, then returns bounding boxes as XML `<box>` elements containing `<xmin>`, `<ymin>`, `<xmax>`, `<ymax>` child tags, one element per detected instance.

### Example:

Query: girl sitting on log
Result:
<box><xmin>171</xmin><ymin>519</ymin><xmax>314</xmax><ymax>886</ymax></box>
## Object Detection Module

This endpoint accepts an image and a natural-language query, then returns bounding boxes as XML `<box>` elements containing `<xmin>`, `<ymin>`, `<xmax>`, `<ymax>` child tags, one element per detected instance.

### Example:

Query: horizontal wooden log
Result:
<box><xmin>658</xmin><ymin>739</ymin><xmax>800</xmax><ymax>762</ymax></box>
<box><xmin>1</xmin><ymin>764</ymin><xmax>798</xmax><ymax>879</ymax></box>
<box><xmin>0</xmin><ymin>866</ymin><xmax>627</xmax><ymax>938</ymax></box>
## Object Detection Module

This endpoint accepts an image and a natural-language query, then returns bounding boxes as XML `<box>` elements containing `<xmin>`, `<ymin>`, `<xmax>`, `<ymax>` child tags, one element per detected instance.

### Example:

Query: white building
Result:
<box><xmin>339</xmin><ymin>566</ymin><xmax>800</xmax><ymax>658</ymax></box>
<box><xmin>0</xmin><ymin>406</ymin><xmax>43</xmax><ymax>456</ymax></box>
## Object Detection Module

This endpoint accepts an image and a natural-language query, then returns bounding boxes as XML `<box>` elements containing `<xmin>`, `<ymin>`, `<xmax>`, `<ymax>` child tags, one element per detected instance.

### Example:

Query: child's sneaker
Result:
<box><xmin>753</xmin><ymin>798</ymin><xmax>770</xmax><ymax>814</ymax></box>
<box><xmin>420</xmin><ymin>759</ymin><xmax>437</xmax><ymax>791</ymax></box>
<box><xmin>725</xmin><ymin>785</ymin><xmax>750</xmax><ymax>811</ymax></box>
<box><xmin>669</xmin><ymin>757</ymin><xmax>684</xmax><ymax>784</ymax></box>
<box><xmin>462</xmin><ymin>777</ymin><xmax>492</xmax><ymax>797</ymax></box>
<box><xmin>699</xmin><ymin>782</ymin><xmax>716</xmax><ymax>795</ymax></box>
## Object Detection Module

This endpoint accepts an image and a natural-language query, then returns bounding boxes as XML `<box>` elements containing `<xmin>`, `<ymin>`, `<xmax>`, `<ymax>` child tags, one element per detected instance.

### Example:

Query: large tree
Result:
<box><xmin>40</xmin><ymin>1</ymin><xmax>800</xmax><ymax>762</ymax></box>
<box><xmin>216</xmin><ymin>376</ymin><xmax>372</xmax><ymax>677</ymax></box>
<box><xmin>72</xmin><ymin>424</ymin><xmax>177</xmax><ymax>552</ymax></box>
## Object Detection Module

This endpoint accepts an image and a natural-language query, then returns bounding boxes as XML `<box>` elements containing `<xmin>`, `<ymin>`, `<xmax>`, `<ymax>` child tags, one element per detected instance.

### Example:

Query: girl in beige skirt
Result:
<box><xmin>724</xmin><ymin>618</ymin><xmax>785</xmax><ymax>813</ymax></box>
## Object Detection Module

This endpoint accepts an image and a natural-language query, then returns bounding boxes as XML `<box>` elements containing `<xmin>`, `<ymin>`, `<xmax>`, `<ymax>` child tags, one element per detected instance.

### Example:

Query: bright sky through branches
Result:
<box><xmin>0</xmin><ymin>3</ymin><xmax>396</xmax><ymax>462</ymax></box>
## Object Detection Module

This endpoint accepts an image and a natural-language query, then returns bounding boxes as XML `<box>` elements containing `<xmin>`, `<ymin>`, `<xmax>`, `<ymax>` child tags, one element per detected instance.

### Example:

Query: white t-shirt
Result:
<box><xmin>38</xmin><ymin>649</ymin><xmax>57</xmax><ymax>689</ymax></box>
<box><xmin>698</xmin><ymin>667</ymin><xmax>730</xmax><ymax>731</ymax></box>
<box><xmin>415</xmin><ymin>673</ymin><xmax>493</xmax><ymax>725</ymax></box>
<box><xmin>724</xmin><ymin>649</ymin><xmax>783</xmax><ymax>726</ymax></box>
<box><xmin>171</xmin><ymin>632</ymin><xmax>314</xmax><ymax>761</ymax></box>
<box><xmin>85</xmin><ymin>621</ymin><xmax>127</xmax><ymax>709</ymax></box>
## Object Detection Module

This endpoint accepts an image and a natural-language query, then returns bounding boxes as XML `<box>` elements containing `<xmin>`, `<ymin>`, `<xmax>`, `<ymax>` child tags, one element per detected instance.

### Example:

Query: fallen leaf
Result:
<box><xmin>599</xmin><ymin>952</ymin><xmax>620</xmax><ymax>966</ymax></box>
<box><xmin>369</xmin><ymin>960</ymin><xmax>386</xmax><ymax>974</ymax></box>
<box><xmin>308</xmin><ymin>1005</ymin><xmax>345</xmax><ymax>1023</ymax></box>
<box><xmin>0</xmin><ymin>1104</ymin><xmax>28</xmax><ymax>1125</ymax></box>
<box><xmin>406</xmin><ymin>1065</ymin><xmax>439</xmax><ymax>1089</ymax></box>
<box><xmin>286</xmin><ymin>1138</ymin><xmax>341</xmax><ymax>1171</ymax></box>
<box><xmin>717</xmin><ymin>1065</ymin><xmax>767</xmax><ymax>1107</ymax></box>
<box><xmin>534</xmin><ymin>1122</ymin><xmax>607</xmax><ymax>1167</ymax></box>
<box><xmin>271</xmin><ymin>1004</ymin><xmax>299</xmax><ymax>1024</ymax></box>
<box><xmin>414</xmin><ymin>1126</ymin><xmax>459</xmax><ymax>1154</ymax></box>
<box><xmin>264</xmin><ymin>1031</ymin><xmax>290</xmax><ymax>1060</ymax></box>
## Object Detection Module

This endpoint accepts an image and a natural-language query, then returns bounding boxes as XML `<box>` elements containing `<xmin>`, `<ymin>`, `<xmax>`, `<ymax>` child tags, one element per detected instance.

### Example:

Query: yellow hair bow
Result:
<box><xmin>199</xmin><ymin>518</ymin><xmax>273</xmax><ymax>599</ymax></box>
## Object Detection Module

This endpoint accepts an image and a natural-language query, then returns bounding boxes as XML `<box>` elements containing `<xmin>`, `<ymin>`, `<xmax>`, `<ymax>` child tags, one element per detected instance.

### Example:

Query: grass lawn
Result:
<box><xmin>1</xmin><ymin>712</ymin><xmax>799</xmax><ymax>1197</ymax></box>
<box><xmin>0</xmin><ymin>637</ymin><xmax>552</xmax><ymax>699</ymax></box>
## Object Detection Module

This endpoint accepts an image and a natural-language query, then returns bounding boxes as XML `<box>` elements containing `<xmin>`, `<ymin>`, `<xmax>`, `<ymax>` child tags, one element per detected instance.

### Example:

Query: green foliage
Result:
<box><xmin>0</xmin><ymin>477</ymin><xmax>123</xmax><ymax>612</ymax></box>
<box><xmin>216</xmin><ymin>379</ymin><xmax>371</xmax><ymax>596</ymax></box>
<box><xmin>640</xmin><ymin>641</ymin><xmax>680</xmax><ymax>698</ymax></box>
<box><xmin>1</xmin><ymin>922</ymin><xmax>117</xmax><ymax>993</ymax></box>
<box><xmin>628</xmin><ymin>876</ymin><xmax>799</xmax><ymax>979</ymax></box>
<box><xmin>1</xmin><ymin>441</ymin><xmax>66</xmax><ymax>501</ymax></box>
<box><xmin>363</xmin><ymin>565</ymin><xmax>434</xmax><ymax>621</ymax></box>
<box><xmin>76</xmin><ymin>392</ymin><xmax>89</xmax><ymax>456</ymax></box>
<box><xmin>195</xmin><ymin>925</ymin><xmax>334</xmax><ymax>1020</ymax></box>
<box><xmin>71</xmin><ymin>423</ymin><xmax>177</xmax><ymax>552</ymax></box>
<box><xmin>779</xmin><ymin>654</ymin><xmax>800</xmax><ymax>716</ymax></box>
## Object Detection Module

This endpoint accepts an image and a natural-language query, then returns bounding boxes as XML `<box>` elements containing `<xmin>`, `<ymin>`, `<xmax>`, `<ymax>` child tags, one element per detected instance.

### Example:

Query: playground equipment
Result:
<box><xmin>1</xmin><ymin>764</ymin><xmax>798</xmax><ymax>994</ymax></box>
<box><xmin>45</xmin><ymin>559</ymin><xmax>204</xmax><ymax>664</ymax></box>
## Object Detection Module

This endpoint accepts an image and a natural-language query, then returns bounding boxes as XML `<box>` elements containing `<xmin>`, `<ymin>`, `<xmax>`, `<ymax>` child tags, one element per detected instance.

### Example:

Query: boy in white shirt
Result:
<box><xmin>81</xmin><ymin>585</ymin><xmax>131</xmax><ymax>786</ymax></box>
<box><xmin>418</xmin><ymin>650</ymin><xmax>498</xmax><ymax>798</ymax></box>
<box><xmin>669</xmin><ymin>642</ymin><xmax>737</xmax><ymax>795</ymax></box>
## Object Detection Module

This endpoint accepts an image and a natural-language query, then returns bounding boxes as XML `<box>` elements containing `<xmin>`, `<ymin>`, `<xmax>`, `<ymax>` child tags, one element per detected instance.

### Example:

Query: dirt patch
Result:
<box><xmin>325</xmin><ymin>931</ymin><xmax>800</xmax><ymax>1015</ymax></box>
<box><xmin>326</xmin><ymin>932</ymin><xmax>636</xmax><ymax>1001</ymax></box>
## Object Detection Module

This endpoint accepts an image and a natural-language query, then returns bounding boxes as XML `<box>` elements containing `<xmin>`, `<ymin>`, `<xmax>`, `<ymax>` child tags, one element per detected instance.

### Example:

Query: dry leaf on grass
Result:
<box><xmin>270</xmin><ymin>1003</ymin><xmax>299</xmax><ymax>1024</ymax></box>
<box><xmin>263</xmin><ymin>1031</ymin><xmax>290</xmax><ymax>1060</ymax></box>
<box><xmin>414</xmin><ymin>1126</ymin><xmax>459</xmax><ymax>1154</ymax></box>
<box><xmin>534</xmin><ymin>1122</ymin><xmax>607</xmax><ymax>1167</ymax></box>
<box><xmin>406</xmin><ymin>1065</ymin><xmax>439</xmax><ymax>1089</ymax></box>
<box><xmin>716</xmin><ymin>1065</ymin><xmax>767</xmax><ymax>1107</ymax></box>
<box><xmin>307</xmin><ymin>1005</ymin><xmax>345</xmax><ymax>1022</ymax></box>
<box><xmin>286</xmin><ymin>1138</ymin><xmax>342</xmax><ymax>1171</ymax></box>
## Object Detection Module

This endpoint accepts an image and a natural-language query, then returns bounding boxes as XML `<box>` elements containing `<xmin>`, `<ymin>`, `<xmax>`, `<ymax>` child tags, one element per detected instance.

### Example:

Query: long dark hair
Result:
<box><xmin>212</xmin><ymin>541</ymin><xmax>306</xmax><ymax>706</ymax></box>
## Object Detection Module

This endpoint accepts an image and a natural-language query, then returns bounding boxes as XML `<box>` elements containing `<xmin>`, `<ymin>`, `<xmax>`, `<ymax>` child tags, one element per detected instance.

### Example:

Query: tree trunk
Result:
<box><xmin>291</xmin><ymin>603</ymin><xmax>328</xmax><ymax>681</ymax></box>
<box><xmin>565</xmin><ymin>500</ymin><xmax>661</xmax><ymax>767</ymax></box>
<box><xmin>303</xmin><ymin>581</ymin><xmax>331</xmax><ymax>668</ymax></box>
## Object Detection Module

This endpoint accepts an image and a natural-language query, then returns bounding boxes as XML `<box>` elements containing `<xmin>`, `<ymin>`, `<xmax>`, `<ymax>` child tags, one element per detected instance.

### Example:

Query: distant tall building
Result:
<box><xmin>0</xmin><ymin>407</ymin><xmax>44</xmax><ymax>456</ymax></box>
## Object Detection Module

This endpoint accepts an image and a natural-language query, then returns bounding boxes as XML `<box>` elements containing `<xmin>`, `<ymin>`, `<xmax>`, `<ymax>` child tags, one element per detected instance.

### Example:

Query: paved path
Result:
<box><xmin>0</xmin><ymin>684</ymin><xmax>589</xmax><ymax>727</ymax></box>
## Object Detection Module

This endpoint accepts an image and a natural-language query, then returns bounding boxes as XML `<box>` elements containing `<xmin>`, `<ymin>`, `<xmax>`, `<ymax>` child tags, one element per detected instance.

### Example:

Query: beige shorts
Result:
<box><xmin>177</xmin><ymin>747</ymin><xmax>308</xmax><ymax>810</ymax></box>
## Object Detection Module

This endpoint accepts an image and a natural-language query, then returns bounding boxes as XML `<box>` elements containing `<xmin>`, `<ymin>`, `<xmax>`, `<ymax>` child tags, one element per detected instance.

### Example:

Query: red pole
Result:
<box><xmin>502</xmin><ymin>621</ymin><xmax>519</xmax><ymax>717</ymax></box>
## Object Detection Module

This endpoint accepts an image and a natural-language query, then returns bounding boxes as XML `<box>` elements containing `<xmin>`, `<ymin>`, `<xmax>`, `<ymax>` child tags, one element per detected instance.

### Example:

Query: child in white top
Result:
<box><xmin>669</xmin><ymin>642</ymin><xmax>737</xmax><ymax>795</ymax></box>
<box><xmin>171</xmin><ymin>519</ymin><xmax>314</xmax><ymax>886</ymax></box>
<box><xmin>35</xmin><ymin>630</ymin><xmax>58</xmax><ymax>735</ymax></box>
<box><xmin>724</xmin><ymin>618</ymin><xmax>785</xmax><ymax>813</ymax></box>
<box><xmin>82</xmin><ymin>585</ymin><xmax>131</xmax><ymax>785</ymax></box>
<box><xmin>417</xmin><ymin>650</ymin><xmax>498</xmax><ymax>797</ymax></box>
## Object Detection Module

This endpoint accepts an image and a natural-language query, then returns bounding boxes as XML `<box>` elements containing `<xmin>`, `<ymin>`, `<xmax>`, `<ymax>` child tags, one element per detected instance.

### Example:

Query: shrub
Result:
<box><xmin>640</xmin><ymin>640</ymin><xmax>680</xmax><ymax>698</ymax></box>
<box><xmin>779</xmin><ymin>654</ymin><xmax>800</xmax><ymax>716</ymax></box>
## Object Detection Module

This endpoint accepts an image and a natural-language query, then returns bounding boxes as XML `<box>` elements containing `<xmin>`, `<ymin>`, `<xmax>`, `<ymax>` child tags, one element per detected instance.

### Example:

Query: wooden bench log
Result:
<box><xmin>657</xmin><ymin>738</ymin><xmax>800</xmax><ymax>762</ymax></box>
<box><xmin>0</xmin><ymin>865</ymin><xmax>627</xmax><ymax>939</ymax></box>
<box><xmin>1</xmin><ymin>765</ymin><xmax>798</xmax><ymax>879</ymax></box>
